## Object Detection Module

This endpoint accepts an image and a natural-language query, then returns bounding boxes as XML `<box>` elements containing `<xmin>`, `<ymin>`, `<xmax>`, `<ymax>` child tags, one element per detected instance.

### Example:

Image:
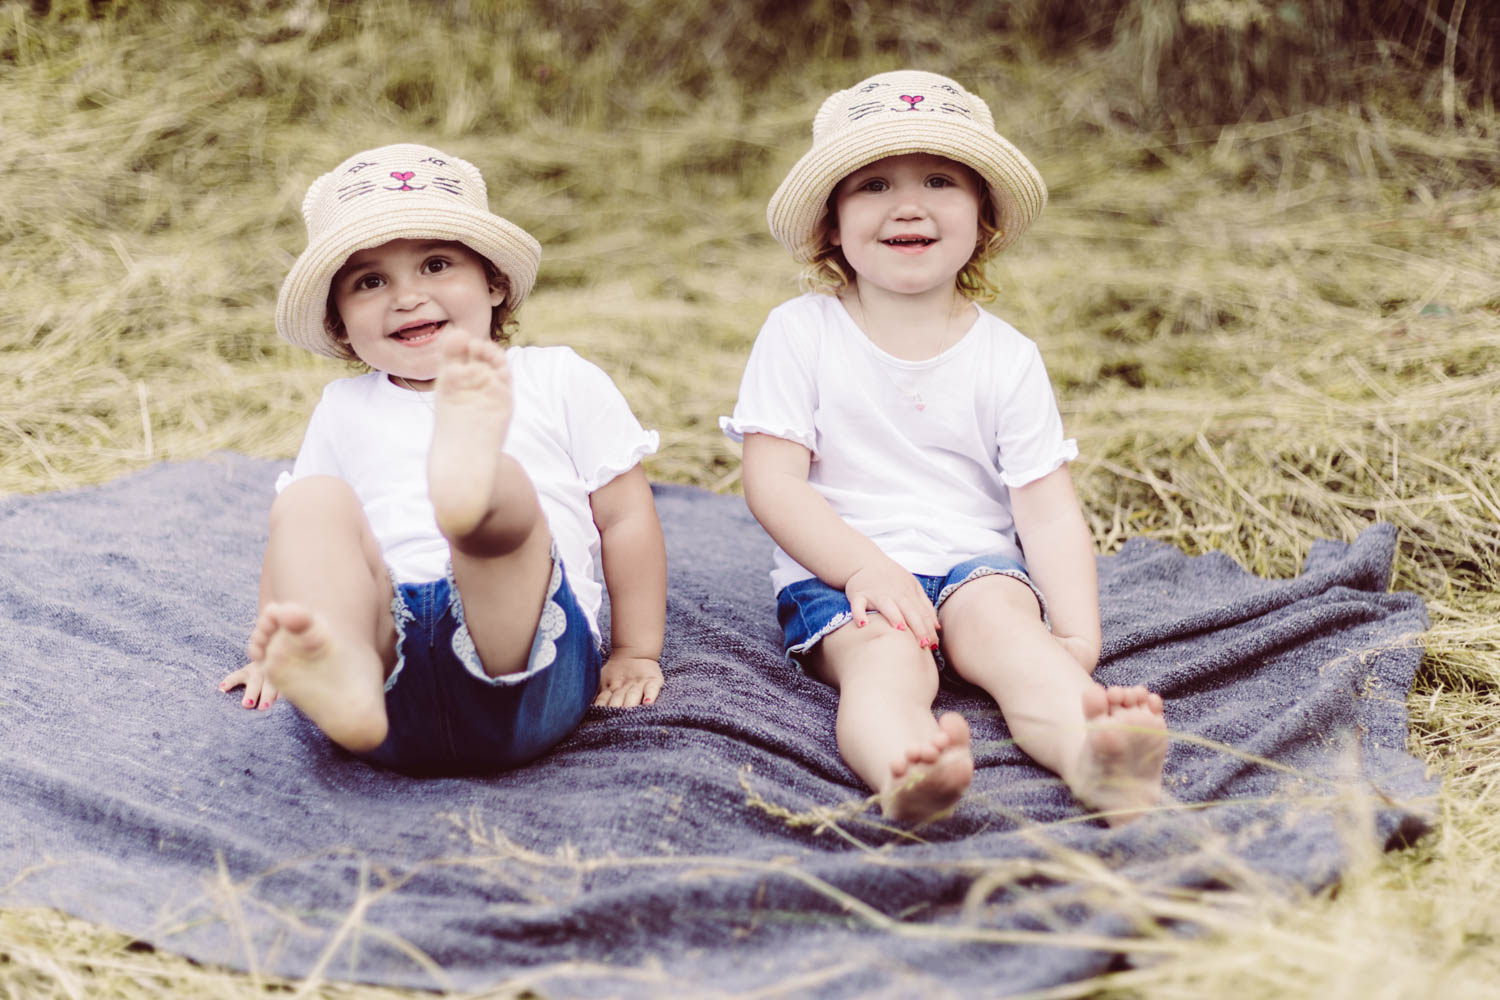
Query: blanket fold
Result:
<box><xmin>0</xmin><ymin>455</ymin><xmax>1435</xmax><ymax>997</ymax></box>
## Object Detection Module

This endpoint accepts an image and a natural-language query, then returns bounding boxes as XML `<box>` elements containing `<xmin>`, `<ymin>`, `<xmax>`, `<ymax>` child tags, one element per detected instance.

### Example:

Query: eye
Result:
<box><xmin>422</xmin><ymin>256</ymin><xmax>452</xmax><ymax>274</ymax></box>
<box><xmin>858</xmin><ymin>177</ymin><xmax>889</xmax><ymax>193</ymax></box>
<box><xmin>926</xmin><ymin>175</ymin><xmax>954</xmax><ymax>189</ymax></box>
<box><xmin>350</xmin><ymin>272</ymin><xmax>384</xmax><ymax>291</ymax></box>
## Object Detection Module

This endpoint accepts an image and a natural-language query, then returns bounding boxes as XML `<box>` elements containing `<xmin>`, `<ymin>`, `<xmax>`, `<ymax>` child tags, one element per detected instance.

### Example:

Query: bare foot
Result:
<box><xmin>427</xmin><ymin>334</ymin><xmax>515</xmax><ymax>539</ymax></box>
<box><xmin>883</xmin><ymin>712</ymin><xmax>975</xmax><ymax>823</ymax></box>
<box><xmin>1071</xmin><ymin>685</ymin><xmax>1167</xmax><ymax>825</ymax></box>
<box><xmin>257</xmin><ymin>602</ymin><xmax>388</xmax><ymax>752</ymax></box>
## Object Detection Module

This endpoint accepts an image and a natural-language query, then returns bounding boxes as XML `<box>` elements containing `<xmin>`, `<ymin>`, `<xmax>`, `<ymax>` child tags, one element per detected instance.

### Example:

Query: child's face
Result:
<box><xmin>830</xmin><ymin>153</ymin><xmax>983</xmax><ymax>301</ymax></box>
<box><xmin>330</xmin><ymin>238</ymin><xmax>504</xmax><ymax>386</ymax></box>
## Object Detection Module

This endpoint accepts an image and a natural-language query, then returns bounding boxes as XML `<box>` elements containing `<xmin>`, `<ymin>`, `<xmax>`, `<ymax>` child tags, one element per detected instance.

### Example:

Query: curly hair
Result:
<box><xmin>800</xmin><ymin>182</ymin><xmax>1005</xmax><ymax>303</ymax></box>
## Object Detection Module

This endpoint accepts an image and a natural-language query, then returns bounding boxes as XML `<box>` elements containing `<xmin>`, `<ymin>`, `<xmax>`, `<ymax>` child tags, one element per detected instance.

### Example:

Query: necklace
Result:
<box><xmin>392</xmin><ymin>374</ymin><xmax>437</xmax><ymax>409</ymax></box>
<box><xmin>844</xmin><ymin>292</ymin><xmax>968</xmax><ymax>412</ymax></box>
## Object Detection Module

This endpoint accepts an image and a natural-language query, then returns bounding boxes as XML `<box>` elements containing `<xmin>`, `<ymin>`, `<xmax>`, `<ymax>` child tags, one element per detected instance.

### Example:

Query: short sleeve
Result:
<box><xmin>555</xmin><ymin>350</ymin><xmax>659</xmax><ymax>490</ymax></box>
<box><xmin>994</xmin><ymin>344</ymin><xmax>1078</xmax><ymax>488</ymax></box>
<box><xmin>719</xmin><ymin>306</ymin><xmax>819</xmax><ymax>455</ymax></box>
<box><xmin>277</xmin><ymin>391</ymin><xmax>343</xmax><ymax>493</ymax></box>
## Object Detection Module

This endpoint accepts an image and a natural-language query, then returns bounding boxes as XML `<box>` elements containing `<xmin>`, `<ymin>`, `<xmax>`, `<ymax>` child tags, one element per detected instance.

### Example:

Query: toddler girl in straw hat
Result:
<box><xmin>220</xmin><ymin>144</ymin><xmax>666</xmax><ymax>773</ymax></box>
<box><xmin>723</xmin><ymin>71</ymin><xmax>1166</xmax><ymax>823</ymax></box>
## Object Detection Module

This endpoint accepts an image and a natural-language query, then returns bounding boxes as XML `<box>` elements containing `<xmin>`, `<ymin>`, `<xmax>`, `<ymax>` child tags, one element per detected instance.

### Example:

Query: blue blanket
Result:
<box><xmin>0</xmin><ymin>454</ymin><xmax>1435</xmax><ymax>996</ymax></box>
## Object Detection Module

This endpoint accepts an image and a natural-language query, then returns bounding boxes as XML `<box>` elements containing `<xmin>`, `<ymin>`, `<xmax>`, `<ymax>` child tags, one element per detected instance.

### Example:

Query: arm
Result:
<box><xmin>741</xmin><ymin>433</ymin><xmax>938</xmax><ymax>646</ymax></box>
<box><xmin>589</xmin><ymin>463</ymin><xmax>666</xmax><ymax>707</ymax></box>
<box><xmin>1008</xmin><ymin>464</ymin><xmax>1101</xmax><ymax>671</ymax></box>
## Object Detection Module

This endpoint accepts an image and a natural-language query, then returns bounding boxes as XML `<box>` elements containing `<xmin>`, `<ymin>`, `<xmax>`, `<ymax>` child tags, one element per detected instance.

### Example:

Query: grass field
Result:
<box><xmin>3</xmin><ymin>1</ymin><xmax>1499</xmax><ymax>996</ymax></box>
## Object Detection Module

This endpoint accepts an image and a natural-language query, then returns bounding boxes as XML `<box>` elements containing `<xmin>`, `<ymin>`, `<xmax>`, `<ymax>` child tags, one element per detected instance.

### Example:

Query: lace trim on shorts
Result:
<box><xmin>786</xmin><ymin>608</ymin><xmax>853</xmax><ymax>659</ymax></box>
<box><xmin>935</xmin><ymin>566</ymin><xmax>1051</xmax><ymax>627</ymax></box>
<box><xmin>450</xmin><ymin>548</ymin><xmax>568</xmax><ymax>686</ymax></box>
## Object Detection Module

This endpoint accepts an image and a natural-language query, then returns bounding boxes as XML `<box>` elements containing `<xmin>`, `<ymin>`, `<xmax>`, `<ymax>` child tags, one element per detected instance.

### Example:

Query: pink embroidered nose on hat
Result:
<box><xmin>766</xmin><ymin>70</ymin><xmax>1047</xmax><ymax>263</ymax></box>
<box><xmin>276</xmin><ymin>143</ymin><xmax>541</xmax><ymax>359</ymax></box>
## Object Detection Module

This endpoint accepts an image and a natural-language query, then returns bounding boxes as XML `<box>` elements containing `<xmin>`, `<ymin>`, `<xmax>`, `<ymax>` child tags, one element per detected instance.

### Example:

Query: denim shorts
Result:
<box><xmin>359</xmin><ymin>552</ymin><xmax>602</xmax><ymax>775</ymax></box>
<box><xmin>775</xmin><ymin>553</ymin><xmax>1048</xmax><ymax>669</ymax></box>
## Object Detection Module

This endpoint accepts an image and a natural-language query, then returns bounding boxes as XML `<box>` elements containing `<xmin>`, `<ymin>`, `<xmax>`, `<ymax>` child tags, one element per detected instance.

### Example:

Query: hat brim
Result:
<box><xmin>767</xmin><ymin>118</ymin><xmax>1047</xmax><ymax>264</ymax></box>
<box><xmin>276</xmin><ymin>200</ymin><xmax>541</xmax><ymax>359</ymax></box>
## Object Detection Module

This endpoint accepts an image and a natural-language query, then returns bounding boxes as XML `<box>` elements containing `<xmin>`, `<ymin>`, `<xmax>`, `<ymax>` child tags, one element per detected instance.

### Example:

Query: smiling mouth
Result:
<box><xmin>390</xmin><ymin>321</ymin><xmax>445</xmax><ymax>342</ymax></box>
<box><xmin>882</xmin><ymin>236</ymin><xmax>935</xmax><ymax>247</ymax></box>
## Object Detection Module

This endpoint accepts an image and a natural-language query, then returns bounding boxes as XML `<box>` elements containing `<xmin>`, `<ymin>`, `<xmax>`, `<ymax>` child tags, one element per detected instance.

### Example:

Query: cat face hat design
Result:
<box><xmin>276</xmin><ymin>143</ymin><xmax>541</xmax><ymax>359</ymax></box>
<box><xmin>766</xmin><ymin>70</ymin><xmax>1047</xmax><ymax>263</ymax></box>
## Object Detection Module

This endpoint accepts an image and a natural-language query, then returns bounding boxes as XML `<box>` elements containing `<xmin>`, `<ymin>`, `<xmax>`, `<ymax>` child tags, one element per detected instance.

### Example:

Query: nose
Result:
<box><xmin>388</xmin><ymin>274</ymin><xmax>427</xmax><ymax>310</ymax></box>
<box><xmin>891</xmin><ymin>186</ymin><xmax>929</xmax><ymax>220</ymax></box>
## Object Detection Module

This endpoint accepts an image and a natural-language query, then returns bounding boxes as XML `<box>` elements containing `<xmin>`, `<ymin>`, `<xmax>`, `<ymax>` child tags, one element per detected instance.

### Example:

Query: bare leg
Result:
<box><xmin>428</xmin><ymin>336</ymin><xmax>554</xmax><ymax>678</ymax></box>
<box><xmin>811</xmin><ymin>621</ymin><xmax>974</xmax><ymax>822</ymax></box>
<box><xmin>940</xmin><ymin>575</ymin><xmax>1165</xmax><ymax>825</ymax></box>
<box><xmin>251</xmin><ymin>476</ymin><xmax>396</xmax><ymax>751</ymax></box>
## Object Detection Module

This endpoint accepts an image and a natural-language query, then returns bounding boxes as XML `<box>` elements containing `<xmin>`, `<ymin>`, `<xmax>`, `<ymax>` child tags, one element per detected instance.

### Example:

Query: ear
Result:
<box><xmin>487</xmin><ymin>273</ymin><xmax>509</xmax><ymax>308</ymax></box>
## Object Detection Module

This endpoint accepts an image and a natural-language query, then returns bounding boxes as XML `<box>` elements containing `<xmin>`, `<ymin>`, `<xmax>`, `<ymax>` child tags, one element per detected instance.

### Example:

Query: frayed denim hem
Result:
<box><xmin>935</xmin><ymin>566</ymin><xmax>1051</xmax><ymax>628</ymax></box>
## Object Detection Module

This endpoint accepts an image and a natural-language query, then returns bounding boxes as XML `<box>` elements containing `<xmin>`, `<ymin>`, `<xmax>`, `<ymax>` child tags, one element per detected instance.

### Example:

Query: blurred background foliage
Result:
<box><xmin>10</xmin><ymin>0</ymin><xmax>1498</xmax><ymax>119</ymax></box>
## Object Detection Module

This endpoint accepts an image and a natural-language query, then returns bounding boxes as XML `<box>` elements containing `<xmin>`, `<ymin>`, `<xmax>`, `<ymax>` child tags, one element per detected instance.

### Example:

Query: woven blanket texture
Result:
<box><xmin>0</xmin><ymin>455</ymin><xmax>1435</xmax><ymax>997</ymax></box>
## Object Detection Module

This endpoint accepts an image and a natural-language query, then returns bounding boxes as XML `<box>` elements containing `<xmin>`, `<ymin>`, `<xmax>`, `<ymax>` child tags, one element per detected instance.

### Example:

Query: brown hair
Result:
<box><xmin>800</xmin><ymin>183</ymin><xmax>1005</xmax><ymax>303</ymax></box>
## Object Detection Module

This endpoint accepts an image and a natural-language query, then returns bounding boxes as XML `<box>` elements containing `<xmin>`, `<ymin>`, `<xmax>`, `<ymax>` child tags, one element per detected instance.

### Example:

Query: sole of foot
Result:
<box><xmin>260</xmin><ymin>602</ymin><xmax>389</xmax><ymax>752</ymax></box>
<box><xmin>884</xmin><ymin>711</ymin><xmax>975</xmax><ymax>824</ymax></box>
<box><xmin>1074</xmin><ymin>685</ymin><xmax>1168</xmax><ymax>826</ymax></box>
<box><xmin>428</xmin><ymin>334</ymin><xmax>515</xmax><ymax>540</ymax></box>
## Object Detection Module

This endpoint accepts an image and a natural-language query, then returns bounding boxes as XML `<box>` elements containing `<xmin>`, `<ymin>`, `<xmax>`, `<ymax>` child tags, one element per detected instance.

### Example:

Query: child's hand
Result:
<box><xmin>594</xmin><ymin>654</ymin><xmax>663</xmax><ymax>708</ymax></box>
<box><xmin>845</xmin><ymin>560</ymin><xmax>940</xmax><ymax>650</ymax></box>
<box><xmin>219</xmin><ymin>660</ymin><xmax>279</xmax><ymax>711</ymax></box>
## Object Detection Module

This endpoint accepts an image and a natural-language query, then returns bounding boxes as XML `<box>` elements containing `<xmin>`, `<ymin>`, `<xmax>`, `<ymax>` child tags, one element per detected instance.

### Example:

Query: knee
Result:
<box><xmin>269</xmin><ymin>475</ymin><xmax>362</xmax><ymax>529</ymax></box>
<box><xmin>818</xmin><ymin>620</ymin><xmax>938</xmax><ymax>692</ymax></box>
<box><xmin>939</xmin><ymin>575</ymin><xmax>1042</xmax><ymax>634</ymax></box>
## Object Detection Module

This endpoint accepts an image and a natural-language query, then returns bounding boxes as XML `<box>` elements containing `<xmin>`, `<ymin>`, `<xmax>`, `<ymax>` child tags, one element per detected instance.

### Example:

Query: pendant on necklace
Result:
<box><xmin>914</xmin><ymin>397</ymin><xmax>926</xmax><ymax>411</ymax></box>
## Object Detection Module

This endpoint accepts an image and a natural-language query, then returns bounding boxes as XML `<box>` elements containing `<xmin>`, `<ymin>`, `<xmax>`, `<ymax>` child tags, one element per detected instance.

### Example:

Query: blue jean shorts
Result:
<box><xmin>359</xmin><ymin>552</ymin><xmax>602</xmax><ymax>775</ymax></box>
<box><xmin>775</xmin><ymin>553</ymin><xmax>1048</xmax><ymax>669</ymax></box>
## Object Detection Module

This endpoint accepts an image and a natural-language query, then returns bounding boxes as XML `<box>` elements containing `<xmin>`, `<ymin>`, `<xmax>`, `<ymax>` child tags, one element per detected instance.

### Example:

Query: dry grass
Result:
<box><xmin>3</xmin><ymin>1</ymin><xmax>1499</xmax><ymax>997</ymax></box>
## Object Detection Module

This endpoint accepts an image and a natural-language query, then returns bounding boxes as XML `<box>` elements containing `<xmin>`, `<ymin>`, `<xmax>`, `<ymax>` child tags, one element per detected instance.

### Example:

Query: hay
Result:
<box><xmin>2</xmin><ymin>1</ymin><xmax>1498</xmax><ymax>996</ymax></box>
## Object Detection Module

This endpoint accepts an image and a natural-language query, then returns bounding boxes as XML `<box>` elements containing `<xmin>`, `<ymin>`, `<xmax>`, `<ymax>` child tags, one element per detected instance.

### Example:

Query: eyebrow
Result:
<box><xmin>337</xmin><ymin>241</ymin><xmax>462</xmax><ymax>276</ymax></box>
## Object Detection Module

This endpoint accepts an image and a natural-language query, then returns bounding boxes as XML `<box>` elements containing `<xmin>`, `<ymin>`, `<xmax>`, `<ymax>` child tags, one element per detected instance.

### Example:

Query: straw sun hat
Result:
<box><xmin>767</xmin><ymin>70</ymin><xmax>1047</xmax><ymax>263</ymax></box>
<box><xmin>276</xmin><ymin>143</ymin><xmax>541</xmax><ymax>359</ymax></box>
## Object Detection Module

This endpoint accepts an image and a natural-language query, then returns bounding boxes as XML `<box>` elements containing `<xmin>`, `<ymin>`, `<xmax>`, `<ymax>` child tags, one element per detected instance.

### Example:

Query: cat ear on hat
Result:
<box><xmin>299</xmin><ymin>169</ymin><xmax>333</xmax><ymax>229</ymax></box>
<box><xmin>811</xmin><ymin>84</ymin><xmax>854</xmax><ymax>137</ymax></box>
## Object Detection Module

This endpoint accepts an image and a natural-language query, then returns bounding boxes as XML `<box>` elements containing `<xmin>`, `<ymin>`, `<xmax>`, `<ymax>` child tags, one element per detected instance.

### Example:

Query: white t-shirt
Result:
<box><xmin>721</xmin><ymin>293</ymin><xmax>1077</xmax><ymax>594</ymax></box>
<box><xmin>283</xmin><ymin>345</ymin><xmax>658</xmax><ymax>630</ymax></box>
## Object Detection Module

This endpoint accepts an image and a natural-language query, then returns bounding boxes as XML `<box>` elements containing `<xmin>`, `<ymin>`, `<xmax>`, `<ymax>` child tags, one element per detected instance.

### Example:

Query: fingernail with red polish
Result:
<box><xmin>857</xmin><ymin>619</ymin><xmax>867</xmax><ymax>627</ymax></box>
<box><xmin>896</xmin><ymin>623</ymin><xmax>906</xmax><ymax>631</ymax></box>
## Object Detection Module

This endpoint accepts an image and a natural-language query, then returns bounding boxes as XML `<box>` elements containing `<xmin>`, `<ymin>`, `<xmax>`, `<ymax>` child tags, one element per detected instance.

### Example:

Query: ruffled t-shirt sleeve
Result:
<box><xmin>994</xmin><ymin>342</ymin><xmax>1078</xmax><ymax>488</ymax></box>
<box><xmin>719</xmin><ymin>305</ymin><xmax>820</xmax><ymax>455</ymax></box>
<box><xmin>553</xmin><ymin>348</ymin><xmax>659</xmax><ymax>491</ymax></box>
